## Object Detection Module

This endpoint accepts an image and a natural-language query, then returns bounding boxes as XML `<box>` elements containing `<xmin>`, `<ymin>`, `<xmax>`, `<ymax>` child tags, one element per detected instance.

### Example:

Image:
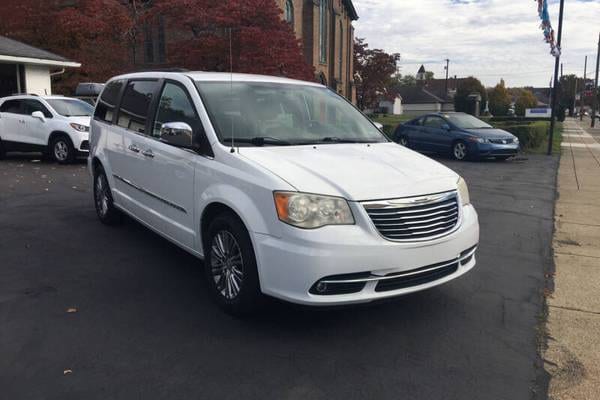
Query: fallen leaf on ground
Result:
<box><xmin>63</xmin><ymin>369</ymin><xmax>72</xmax><ymax>375</ymax></box>
<box><xmin>67</xmin><ymin>308</ymin><xmax>78</xmax><ymax>313</ymax></box>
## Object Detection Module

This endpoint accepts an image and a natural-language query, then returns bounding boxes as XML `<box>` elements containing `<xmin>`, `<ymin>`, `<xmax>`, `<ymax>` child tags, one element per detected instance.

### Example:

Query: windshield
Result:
<box><xmin>444</xmin><ymin>113</ymin><xmax>492</xmax><ymax>129</ymax></box>
<box><xmin>195</xmin><ymin>82</ymin><xmax>387</xmax><ymax>146</ymax></box>
<box><xmin>46</xmin><ymin>99</ymin><xmax>94</xmax><ymax>117</ymax></box>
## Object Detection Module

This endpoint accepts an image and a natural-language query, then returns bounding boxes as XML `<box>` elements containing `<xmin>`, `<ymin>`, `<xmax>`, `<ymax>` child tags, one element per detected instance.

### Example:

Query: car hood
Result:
<box><xmin>65</xmin><ymin>116</ymin><xmax>91</xmax><ymax>126</ymax></box>
<box><xmin>462</xmin><ymin>128</ymin><xmax>515</xmax><ymax>139</ymax></box>
<box><xmin>239</xmin><ymin>142</ymin><xmax>459</xmax><ymax>201</ymax></box>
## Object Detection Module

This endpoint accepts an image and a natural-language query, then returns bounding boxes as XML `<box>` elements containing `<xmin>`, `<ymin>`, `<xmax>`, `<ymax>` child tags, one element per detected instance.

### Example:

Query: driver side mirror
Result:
<box><xmin>373</xmin><ymin>122</ymin><xmax>384</xmax><ymax>131</ymax></box>
<box><xmin>32</xmin><ymin>111</ymin><xmax>46</xmax><ymax>122</ymax></box>
<box><xmin>160</xmin><ymin>122</ymin><xmax>194</xmax><ymax>148</ymax></box>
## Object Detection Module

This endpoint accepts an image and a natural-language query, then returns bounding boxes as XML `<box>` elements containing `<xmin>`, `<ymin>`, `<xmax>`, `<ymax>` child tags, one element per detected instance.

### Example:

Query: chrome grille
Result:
<box><xmin>363</xmin><ymin>191</ymin><xmax>460</xmax><ymax>241</ymax></box>
<box><xmin>489</xmin><ymin>138</ymin><xmax>513</xmax><ymax>144</ymax></box>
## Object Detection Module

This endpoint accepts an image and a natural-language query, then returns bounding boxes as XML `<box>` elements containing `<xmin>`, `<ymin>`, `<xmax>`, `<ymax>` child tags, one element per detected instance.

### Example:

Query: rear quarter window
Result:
<box><xmin>94</xmin><ymin>80</ymin><xmax>124</xmax><ymax>123</ymax></box>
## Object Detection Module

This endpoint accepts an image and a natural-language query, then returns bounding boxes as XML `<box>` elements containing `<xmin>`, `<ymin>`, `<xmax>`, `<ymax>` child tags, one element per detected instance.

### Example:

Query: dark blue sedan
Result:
<box><xmin>393</xmin><ymin>112</ymin><xmax>520</xmax><ymax>161</ymax></box>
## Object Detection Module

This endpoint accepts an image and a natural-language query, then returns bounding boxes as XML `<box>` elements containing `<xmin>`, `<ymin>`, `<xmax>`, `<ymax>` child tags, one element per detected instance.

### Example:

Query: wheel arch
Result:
<box><xmin>48</xmin><ymin>130</ymin><xmax>73</xmax><ymax>146</ymax></box>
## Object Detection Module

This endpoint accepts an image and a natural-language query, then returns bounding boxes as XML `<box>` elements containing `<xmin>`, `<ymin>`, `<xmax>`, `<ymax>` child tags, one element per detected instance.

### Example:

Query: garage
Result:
<box><xmin>0</xmin><ymin>35</ymin><xmax>80</xmax><ymax>97</ymax></box>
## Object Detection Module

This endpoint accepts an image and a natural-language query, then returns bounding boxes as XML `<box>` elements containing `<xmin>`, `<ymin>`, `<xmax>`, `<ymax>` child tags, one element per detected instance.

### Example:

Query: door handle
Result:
<box><xmin>128</xmin><ymin>144</ymin><xmax>140</xmax><ymax>153</ymax></box>
<box><xmin>142</xmin><ymin>149</ymin><xmax>154</xmax><ymax>158</ymax></box>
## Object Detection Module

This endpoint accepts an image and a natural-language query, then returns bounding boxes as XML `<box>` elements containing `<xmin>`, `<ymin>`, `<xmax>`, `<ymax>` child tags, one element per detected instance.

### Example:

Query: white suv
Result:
<box><xmin>89</xmin><ymin>72</ymin><xmax>480</xmax><ymax>314</ymax></box>
<box><xmin>0</xmin><ymin>95</ymin><xmax>93</xmax><ymax>163</ymax></box>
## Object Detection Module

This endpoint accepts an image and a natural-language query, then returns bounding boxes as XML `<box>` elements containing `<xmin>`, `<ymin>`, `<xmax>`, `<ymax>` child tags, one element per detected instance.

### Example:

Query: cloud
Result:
<box><xmin>352</xmin><ymin>0</ymin><xmax>600</xmax><ymax>87</ymax></box>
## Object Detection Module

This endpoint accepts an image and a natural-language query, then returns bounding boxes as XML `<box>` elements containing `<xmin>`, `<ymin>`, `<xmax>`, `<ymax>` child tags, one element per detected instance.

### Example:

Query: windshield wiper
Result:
<box><xmin>231</xmin><ymin>137</ymin><xmax>293</xmax><ymax>146</ymax></box>
<box><xmin>319</xmin><ymin>137</ymin><xmax>381</xmax><ymax>144</ymax></box>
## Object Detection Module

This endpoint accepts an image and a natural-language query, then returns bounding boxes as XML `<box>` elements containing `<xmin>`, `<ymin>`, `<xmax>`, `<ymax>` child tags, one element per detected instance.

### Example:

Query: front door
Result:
<box><xmin>139</xmin><ymin>80</ymin><xmax>204</xmax><ymax>249</ymax></box>
<box><xmin>21</xmin><ymin>99</ymin><xmax>53</xmax><ymax>146</ymax></box>
<box><xmin>421</xmin><ymin>116</ymin><xmax>451</xmax><ymax>153</ymax></box>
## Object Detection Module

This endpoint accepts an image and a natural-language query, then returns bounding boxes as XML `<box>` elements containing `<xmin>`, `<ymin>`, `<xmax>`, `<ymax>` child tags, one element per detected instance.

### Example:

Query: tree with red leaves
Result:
<box><xmin>353</xmin><ymin>38</ymin><xmax>400</xmax><ymax>111</ymax></box>
<box><xmin>1</xmin><ymin>0</ymin><xmax>132</xmax><ymax>93</ymax></box>
<box><xmin>0</xmin><ymin>0</ymin><xmax>314</xmax><ymax>93</ymax></box>
<box><xmin>151</xmin><ymin>0</ymin><xmax>314</xmax><ymax>81</ymax></box>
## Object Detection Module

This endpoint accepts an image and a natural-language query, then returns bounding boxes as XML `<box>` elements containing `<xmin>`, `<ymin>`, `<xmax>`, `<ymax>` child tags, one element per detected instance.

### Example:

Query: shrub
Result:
<box><xmin>501</xmin><ymin>121</ymin><xmax>549</xmax><ymax>149</ymax></box>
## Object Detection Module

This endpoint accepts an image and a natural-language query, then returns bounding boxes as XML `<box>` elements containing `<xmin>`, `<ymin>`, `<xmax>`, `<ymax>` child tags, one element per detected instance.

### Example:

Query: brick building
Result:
<box><xmin>275</xmin><ymin>0</ymin><xmax>358</xmax><ymax>101</ymax></box>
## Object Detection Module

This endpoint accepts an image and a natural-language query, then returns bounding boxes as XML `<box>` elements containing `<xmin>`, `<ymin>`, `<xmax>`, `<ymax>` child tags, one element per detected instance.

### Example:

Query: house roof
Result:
<box><xmin>417</xmin><ymin>65</ymin><xmax>426</xmax><ymax>74</ymax></box>
<box><xmin>343</xmin><ymin>0</ymin><xmax>359</xmax><ymax>20</ymax></box>
<box><xmin>0</xmin><ymin>35</ymin><xmax>80</xmax><ymax>68</ymax></box>
<box><xmin>397</xmin><ymin>86</ymin><xmax>448</xmax><ymax>104</ymax></box>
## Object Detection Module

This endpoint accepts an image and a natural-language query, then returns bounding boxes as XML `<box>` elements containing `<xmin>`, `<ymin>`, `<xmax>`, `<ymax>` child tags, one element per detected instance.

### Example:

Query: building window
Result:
<box><xmin>157</xmin><ymin>16</ymin><xmax>166</xmax><ymax>63</ymax></box>
<box><xmin>319</xmin><ymin>0</ymin><xmax>329</xmax><ymax>64</ymax></box>
<box><xmin>143</xmin><ymin>16</ymin><xmax>166</xmax><ymax>64</ymax></box>
<box><xmin>338</xmin><ymin>21</ymin><xmax>343</xmax><ymax>80</ymax></box>
<box><xmin>285</xmin><ymin>0</ymin><xmax>294</xmax><ymax>25</ymax></box>
<box><xmin>144</xmin><ymin>23</ymin><xmax>154</xmax><ymax>64</ymax></box>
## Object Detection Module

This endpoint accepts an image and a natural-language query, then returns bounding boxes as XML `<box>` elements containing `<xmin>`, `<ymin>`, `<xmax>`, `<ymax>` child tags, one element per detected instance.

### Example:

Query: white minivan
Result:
<box><xmin>89</xmin><ymin>72</ymin><xmax>479</xmax><ymax>314</ymax></box>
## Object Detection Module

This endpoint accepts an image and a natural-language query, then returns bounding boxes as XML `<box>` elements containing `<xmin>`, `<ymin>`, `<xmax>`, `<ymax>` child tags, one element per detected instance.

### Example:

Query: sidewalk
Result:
<box><xmin>544</xmin><ymin>118</ymin><xmax>600</xmax><ymax>399</ymax></box>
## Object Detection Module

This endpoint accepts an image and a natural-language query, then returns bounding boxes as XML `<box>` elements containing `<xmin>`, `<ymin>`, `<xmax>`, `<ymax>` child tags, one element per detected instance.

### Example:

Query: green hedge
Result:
<box><xmin>498</xmin><ymin>121</ymin><xmax>549</xmax><ymax>149</ymax></box>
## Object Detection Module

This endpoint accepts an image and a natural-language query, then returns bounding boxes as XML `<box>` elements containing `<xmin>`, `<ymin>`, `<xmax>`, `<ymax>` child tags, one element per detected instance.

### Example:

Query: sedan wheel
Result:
<box><xmin>453</xmin><ymin>141</ymin><xmax>468</xmax><ymax>161</ymax></box>
<box><xmin>399</xmin><ymin>136</ymin><xmax>408</xmax><ymax>147</ymax></box>
<box><xmin>210</xmin><ymin>231</ymin><xmax>244</xmax><ymax>300</ymax></box>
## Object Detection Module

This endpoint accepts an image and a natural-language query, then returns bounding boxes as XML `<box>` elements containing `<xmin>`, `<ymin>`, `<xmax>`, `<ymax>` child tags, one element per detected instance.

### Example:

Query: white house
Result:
<box><xmin>0</xmin><ymin>36</ymin><xmax>80</xmax><ymax>98</ymax></box>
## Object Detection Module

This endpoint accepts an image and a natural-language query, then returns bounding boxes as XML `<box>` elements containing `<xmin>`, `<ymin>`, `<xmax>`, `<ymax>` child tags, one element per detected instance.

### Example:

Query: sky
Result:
<box><xmin>352</xmin><ymin>0</ymin><xmax>600</xmax><ymax>88</ymax></box>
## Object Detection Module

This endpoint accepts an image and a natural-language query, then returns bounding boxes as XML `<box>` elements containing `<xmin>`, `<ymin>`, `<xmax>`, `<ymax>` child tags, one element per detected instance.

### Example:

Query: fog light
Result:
<box><xmin>315</xmin><ymin>282</ymin><xmax>328</xmax><ymax>293</ymax></box>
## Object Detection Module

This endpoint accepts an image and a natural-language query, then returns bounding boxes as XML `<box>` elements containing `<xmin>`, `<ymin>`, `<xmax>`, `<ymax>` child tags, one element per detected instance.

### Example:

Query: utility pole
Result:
<box><xmin>581</xmin><ymin>55</ymin><xmax>587</xmax><ymax>121</ymax></box>
<box><xmin>592</xmin><ymin>33</ymin><xmax>600</xmax><ymax>128</ymax></box>
<box><xmin>444</xmin><ymin>59</ymin><xmax>450</xmax><ymax>96</ymax></box>
<box><xmin>548</xmin><ymin>0</ymin><xmax>565</xmax><ymax>155</ymax></box>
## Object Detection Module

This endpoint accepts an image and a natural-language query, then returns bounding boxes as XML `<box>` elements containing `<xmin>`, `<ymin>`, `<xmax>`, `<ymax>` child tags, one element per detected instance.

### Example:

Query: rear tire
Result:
<box><xmin>398</xmin><ymin>136</ymin><xmax>409</xmax><ymax>147</ymax></box>
<box><xmin>50</xmin><ymin>135</ymin><xmax>75</xmax><ymax>164</ymax></box>
<box><xmin>205</xmin><ymin>212</ymin><xmax>263</xmax><ymax>315</ymax></box>
<box><xmin>0</xmin><ymin>139</ymin><xmax>5</xmax><ymax>160</ymax></box>
<box><xmin>452</xmin><ymin>141</ymin><xmax>469</xmax><ymax>161</ymax></box>
<box><xmin>93</xmin><ymin>165</ymin><xmax>122</xmax><ymax>226</ymax></box>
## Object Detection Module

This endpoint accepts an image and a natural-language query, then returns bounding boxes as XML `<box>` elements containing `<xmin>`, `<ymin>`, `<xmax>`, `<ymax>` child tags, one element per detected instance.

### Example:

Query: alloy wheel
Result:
<box><xmin>54</xmin><ymin>140</ymin><xmax>69</xmax><ymax>161</ymax></box>
<box><xmin>210</xmin><ymin>230</ymin><xmax>244</xmax><ymax>300</ymax></box>
<box><xmin>95</xmin><ymin>174</ymin><xmax>110</xmax><ymax>217</ymax></box>
<box><xmin>399</xmin><ymin>137</ymin><xmax>408</xmax><ymax>147</ymax></box>
<box><xmin>454</xmin><ymin>142</ymin><xmax>467</xmax><ymax>160</ymax></box>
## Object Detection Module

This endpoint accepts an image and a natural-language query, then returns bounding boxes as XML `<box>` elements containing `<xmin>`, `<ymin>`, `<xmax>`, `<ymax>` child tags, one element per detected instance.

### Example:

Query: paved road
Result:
<box><xmin>0</xmin><ymin>153</ymin><xmax>557</xmax><ymax>400</ymax></box>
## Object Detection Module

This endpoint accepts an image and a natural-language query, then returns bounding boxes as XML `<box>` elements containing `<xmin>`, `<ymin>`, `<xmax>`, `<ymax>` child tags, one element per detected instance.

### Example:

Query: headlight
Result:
<box><xmin>457</xmin><ymin>177</ymin><xmax>471</xmax><ymax>206</ymax></box>
<box><xmin>514</xmin><ymin>137</ymin><xmax>520</xmax><ymax>144</ymax></box>
<box><xmin>273</xmin><ymin>192</ymin><xmax>355</xmax><ymax>229</ymax></box>
<box><xmin>467</xmin><ymin>136</ymin><xmax>487</xmax><ymax>143</ymax></box>
<box><xmin>70</xmin><ymin>123</ymin><xmax>89</xmax><ymax>132</ymax></box>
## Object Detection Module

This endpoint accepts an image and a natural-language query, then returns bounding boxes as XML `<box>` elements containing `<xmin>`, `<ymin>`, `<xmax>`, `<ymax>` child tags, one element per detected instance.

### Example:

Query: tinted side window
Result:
<box><xmin>95</xmin><ymin>80</ymin><xmax>124</xmax><ymax>123</ymax></box>
<box><xmin>423</xmin><ymin>116</ymin><xmax>445</xmax><ymax>129</ymax></box>
<box><xmin>117</xmin><ymin>80</ymin><xmax>159</xmax><ymax>134</ymax></box>
<box><xmin>22</xmin><ymin>99</ymin><xmax>52</xmax><ymax>118</ymax></box>
<box><xmin>153</xmin><ymin>83</ymin><xmax>203</xmax><ymax>138</ymax></box>
<box><xmin>0</xmin><ymin>100</ymin><xmax>23</xmax><ymax>114</ymax></box>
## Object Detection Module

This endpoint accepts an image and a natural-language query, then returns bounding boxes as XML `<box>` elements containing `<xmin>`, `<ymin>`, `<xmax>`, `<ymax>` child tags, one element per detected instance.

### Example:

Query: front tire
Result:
<box><xmin>93</xmin><ymin>166</ymin><xmax>122</xmax><ymax>225</ymax></box>
<box><xmin>50</xmin><ymin>135</ymin><xmax>75</xmax><ymax>164</ymax></box>
<box><xmin>205</xmin><ymin>212</ymin><xmax>263</xmax><ymax>315</ymax></box>
<box><xmin>452</xmin><ymin>141</ymin><xmax>469</xmax><ymax>161</ymax></box>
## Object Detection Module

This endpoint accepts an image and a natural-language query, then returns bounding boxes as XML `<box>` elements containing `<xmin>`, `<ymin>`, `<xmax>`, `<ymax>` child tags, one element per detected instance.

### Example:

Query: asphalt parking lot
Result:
<box><xmin>0</xmin><ymin>153</ymin><xmax>558</xmax><ymax>400</ymax></box>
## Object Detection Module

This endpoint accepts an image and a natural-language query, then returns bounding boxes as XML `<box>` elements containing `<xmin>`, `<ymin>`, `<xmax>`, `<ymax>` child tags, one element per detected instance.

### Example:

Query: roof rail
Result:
<box><xmin>135</xmin><ymin>67</ymin><xmax>190</xmax><ymax>73</ymax></box>
<box><xmin>10</xmin><ymin>93</ymin><xmax>39</xmax><ymax>97</ymax></box>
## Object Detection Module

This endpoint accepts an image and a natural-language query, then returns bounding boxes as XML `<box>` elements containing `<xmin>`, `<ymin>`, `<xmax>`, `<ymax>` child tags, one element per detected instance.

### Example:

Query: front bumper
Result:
<box><xmin>475</xmin><ymin>142</ymin><xmax>520</xmax><ymax>157</ymax></box>
<box><xmin>253</xmin><ymin>203</ymin><xmax>479</xmax><ymax>305</ymax></box>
